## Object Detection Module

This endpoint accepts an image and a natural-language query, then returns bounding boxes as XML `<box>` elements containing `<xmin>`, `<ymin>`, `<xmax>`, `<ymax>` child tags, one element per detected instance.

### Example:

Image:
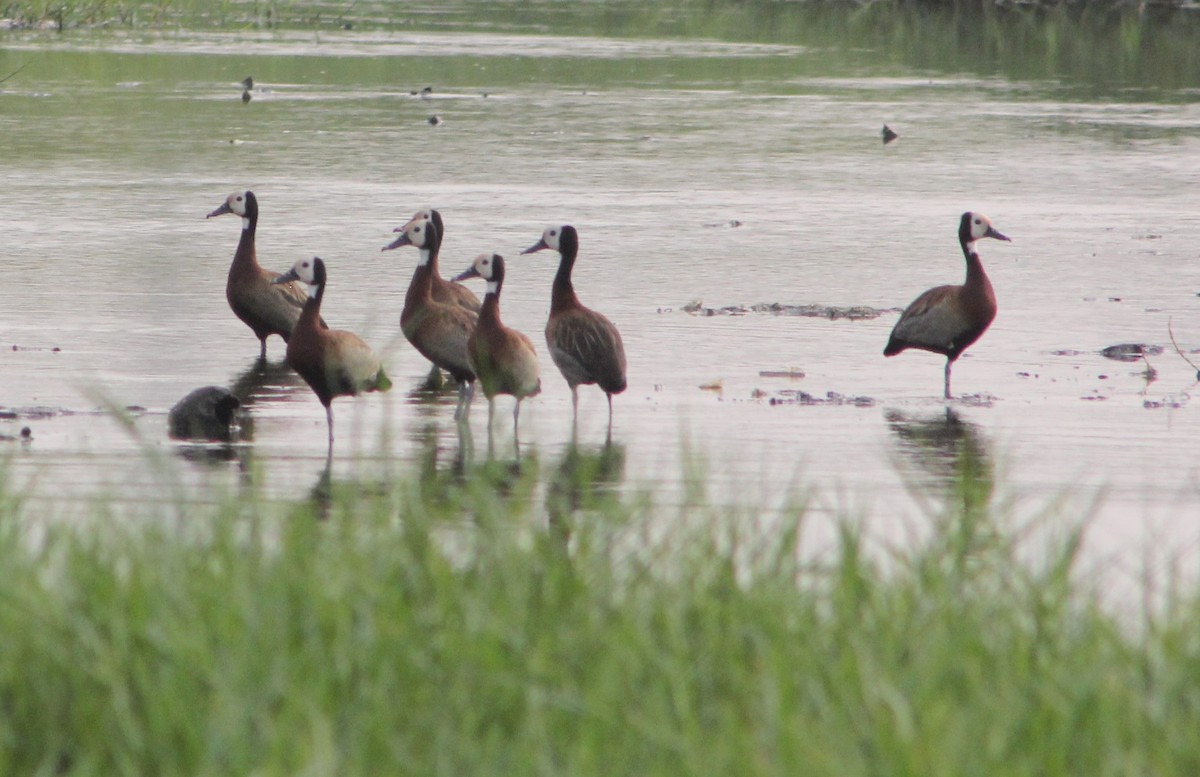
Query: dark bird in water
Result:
<box><xmin>242</xmin><ymin>89</ymin><xmax>252</xmax><ymax>103</ymax></box>
<box><xmin>383</xmin><ymin>216</ymin><xmax>478</xmax><ymax>419</ymax></box>
<box><xmin>884</xmin><ymin>212</ymin><xmax>1011</xmax><ymax>399</ymax></box>
<box><xmin>521</xmin><ymin>225</ymin><xmax>627</xmax><ymax>431</ymax></box>
<box><xmin>207</xmin><ymin>190</ymin><xmax>320</xmax><ymax>359</ymax></box>
<box><xmin>240</xmin><ymin>76</ymin><xmax>254</xmax><ymax>103</ymax></box>
<box><xmin>427</xmin><ymin>115</ymin><xmax>442</xmax><ymax>126</ymax></box>
<box><xmin>453</xmin><ymin>252</ymin><xmax>541</xmax><ymax>438</ymax></box>
<box><xmin>882</xmin><ymin>124</ymin><xmax>899</xmax><ymax>144</ymax></box>
<box><xmin>272</xmin><ymin>256</ymin><xmax>392</xmax><ymax>452</ymax></box>
<box><xmin>168</xmin><ymin>386</ymin><xmax>243</xmax><ymax>442</ymax></box>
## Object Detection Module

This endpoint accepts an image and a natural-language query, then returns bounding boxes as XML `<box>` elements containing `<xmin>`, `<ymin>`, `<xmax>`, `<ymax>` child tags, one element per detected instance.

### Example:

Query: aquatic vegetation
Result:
<box><xmin>1</xmin><ymin>451</ymin><xmax>1200</xmax><ymax>775</ymax></box>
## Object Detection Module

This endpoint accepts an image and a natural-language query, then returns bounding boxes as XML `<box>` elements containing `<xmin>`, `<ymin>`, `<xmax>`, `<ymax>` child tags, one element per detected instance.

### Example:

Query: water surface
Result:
<box><xmin>3</xmin><ymin>6</ymin><xmax>1200</xmax><ymax>588</ymax></box>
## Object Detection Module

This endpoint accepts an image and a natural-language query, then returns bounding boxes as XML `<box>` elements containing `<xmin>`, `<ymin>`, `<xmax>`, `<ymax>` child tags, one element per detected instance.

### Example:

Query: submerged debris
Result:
<box><xmin>1051</xmin><ymin>344</ymin><xmax>1166</xmax><ymax>362</ymax></box>
<box><xmin>763</xmin><ymin>390</ymin><xmax>875</xmax><ymax>407</ymax></box>
<box><xmin>1101</xmin><ymin>343</ymin><xmax>1163</xmax><ymax>362</ymax></box>
<box><xmin>682</xmin><ymin>301</ymin><xmax>899</xmax><ymax>320</ymax></box>
<box><xmin>10</xmin><ymin>344</ymin><xmax>61</xmax><ymax>352</ymax></box>
<box><xmin>1143</xmin><ymin>394</ymin><xmax>1189</xmax><ymax>410</ymax></box>
<box><xmin>0</xmin><ymin>406</ymin><xmax>75</xmax><ymax>419</ymax></box>
<box><xmin>0</xmin><ymin>426</ymin><xmax>32</xmax><ymax>442</ymax></box>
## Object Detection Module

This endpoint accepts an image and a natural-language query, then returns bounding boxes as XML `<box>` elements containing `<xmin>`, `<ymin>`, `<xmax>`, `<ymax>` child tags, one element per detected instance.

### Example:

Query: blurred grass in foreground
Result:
<box><xmin>1</xmin><ymin>445</ymin><xmax>1199</xmax><ymax>776</ymax></box>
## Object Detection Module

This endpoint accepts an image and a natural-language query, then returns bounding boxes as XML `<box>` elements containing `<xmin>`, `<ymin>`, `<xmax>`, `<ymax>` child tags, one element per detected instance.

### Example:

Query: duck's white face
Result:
<box><xmin>966</xmin><ymin>212</ymin><xmax>1011</xmax><ymax>244</ymax></box>
<box><xmin>290</xmin><ymin>256</ymin><xmax>319</xmax><ymax>286</ymax></box>
<box><xmin>226</xmin><ymin>192</ymin><xmax>249</xmax><ymax>217</ymax></box>
<box><xmin>410</xmin><ymin>208</ymin><xmax>434</xmax><ymax>224</ymax></box>
<box><xmin>404</xmin><ymin>218</ymin><xmax>433</xmax><ymax>249</ymax></box>
<box><xmin>540</xmin><ymin>226</ymin><xmax>564</xmax><ymax>251</ymax></box>
<box><xmin>472</xmin><ymin>252</ymin><xmax>497</xmax><ymax>281</ymax></box>
<box><xmin>968</xmin><ymin>213</ymin><xmax>993</xmax><ymax>241</ymax></box>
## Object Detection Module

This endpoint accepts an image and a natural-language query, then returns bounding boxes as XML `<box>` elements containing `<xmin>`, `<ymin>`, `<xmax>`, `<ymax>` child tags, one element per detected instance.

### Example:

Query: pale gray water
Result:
<box><xmin>2</xmin><ymin>20</ymin><xmax>1200</xmax><ymax>590</ymax></box>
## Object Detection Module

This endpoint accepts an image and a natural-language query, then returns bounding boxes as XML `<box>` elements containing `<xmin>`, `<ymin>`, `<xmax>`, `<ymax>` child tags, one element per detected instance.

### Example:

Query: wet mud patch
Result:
<box><xmin>1051</xmin><ymin>343</ymin><xmax>1166</xmax><ymax>362</ymax></box>
<box><xmin>0</xmin><ymin>405</ymin><xmax>149</xmax><ymax>445</ymax></box>
<box><xmin>1142</xmin><ymin>394</ymin><xmax>1190</xmax><ymax>410</ymax></box>
<box><xmin>1100</xmin><ymin>343</ymin><xmax>1164</xmax><ymax>362</ymax></box>
<box><xmin>0</xmin><ymin>405</ymin><xmax>147</xmax><ymax>420</ymax></box>
<box><xmin>680</xmin><ymin>301</ymin><xmax>901</xmax><ymax>320</ymax></box>
<box><xmin>755</xmin><ymin>389</ymin><xmax>877</xmax><ymax>407</ymax></box>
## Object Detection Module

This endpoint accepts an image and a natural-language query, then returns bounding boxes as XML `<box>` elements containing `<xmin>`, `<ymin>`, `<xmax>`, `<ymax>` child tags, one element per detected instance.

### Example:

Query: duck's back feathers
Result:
<box><xmin>227</xmin><ymin>267</ymin><xmax>309</xmax><ymax>342</ymax></box>
<box><xmin>546</xmin><ymin>307</ymin><xmax>627</xmax><ymax>395</ymax></box>
<box><xmin>402</xmin><ymin>302</ymin><xmax>476</xmax><ymax>383</ymax></box>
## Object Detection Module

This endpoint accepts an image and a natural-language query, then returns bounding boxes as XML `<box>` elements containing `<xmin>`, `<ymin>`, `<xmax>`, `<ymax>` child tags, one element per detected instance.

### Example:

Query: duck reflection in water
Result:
<box><xmin>406</xmin><ymin>418</ymin><xmax>529</xmax><ymax>512</ymax></box>
<box><xmin>309</xmin><ymin>451</ymin><xmax>396</xmax><ymax>521</ymax></box>
<box><xmin>228</xmin><ymin>355</ymin><xmax>309</xmax><ymax>410</ymax></box>
<box><xmin>411</xmin><ymin>420</ymin><xmax>472</xmax><ymax>503</ymax></box>
<box><xmin>403</xmin><ymin>369</ymin><xmax>469</xmax><ymax>419</ymax></box>
<box><xmin>885</xmin><ymin>407</ymin><xmax>993</xmax><ymax>519</ymax></box>
<box><xmin>545</xmin><ymin>437</ymin><xmax>627</xmax><ymax>548</ymax></box>
<box><xmin>309</xmin><ymin>451</ymin><xmax>335</xmax><ymax>519</ymax></box>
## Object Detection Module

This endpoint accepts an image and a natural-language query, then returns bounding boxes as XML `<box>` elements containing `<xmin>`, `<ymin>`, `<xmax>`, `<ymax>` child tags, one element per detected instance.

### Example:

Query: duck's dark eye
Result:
<box><xmin>550</xmin><ymin>230</ymin><xmax>557</xmax><ymax>237</ymax></box>
<box><xmin>974</xmin><ymin>218</ymin><xmax>981</xmax><ymax>225</ymax></box>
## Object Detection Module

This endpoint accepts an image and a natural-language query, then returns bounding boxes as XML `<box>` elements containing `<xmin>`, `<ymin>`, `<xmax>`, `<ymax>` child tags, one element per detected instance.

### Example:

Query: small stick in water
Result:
<box><xmin>1167</xmin><ymin>317</ymin><xmax>1200</xmax><ymax>381</ymax></box>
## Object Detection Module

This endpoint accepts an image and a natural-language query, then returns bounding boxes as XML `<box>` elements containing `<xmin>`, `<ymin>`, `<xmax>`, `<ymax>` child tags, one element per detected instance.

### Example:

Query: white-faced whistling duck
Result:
<box><xmin>391</xmin><ymin>209</ymin><xmax>481</xmax><ymax>314</ymax></box>
<box><xmin>382</xmin><ymin>216</ymin><xmax>477</xmax><ymax>419</ymax></box>
<box><xmin>521</xmin><ymin>225</ymin><xmax>627</xmax><ymax>430</ymax></box>
<box><xmin>272</xmin><ymin>256</ymin><xmax>391</xmax><ymax>452</ymax></box>
<box><xmin>385</xmin><ymin>209</ymin><xmax>481</xmax><ymax>389</ymax></box>
<box><xmin>207</xmin><ymin>190</ymin><xmax>318</xmax><ymax>360</ymax></box>
<box><xmin>452</xmin><ymin>252</ymin><xmax>541</xmax><ymax>437</ymax></box>
<box><xmin>884</xmin><ymin>212</ymin><xmax>1011</xmax><ymax>399</ymax></box>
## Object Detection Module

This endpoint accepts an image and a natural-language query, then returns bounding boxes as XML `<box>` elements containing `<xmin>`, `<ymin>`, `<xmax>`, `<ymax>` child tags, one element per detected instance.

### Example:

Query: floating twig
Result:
<box><xmin>1166</xmin><ymin>317</ymin><xmax>1200</xmax><ymax>380</ymax></box>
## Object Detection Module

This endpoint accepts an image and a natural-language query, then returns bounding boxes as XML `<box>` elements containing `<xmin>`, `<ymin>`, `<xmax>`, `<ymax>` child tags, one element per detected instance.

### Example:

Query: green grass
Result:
<box><xmin>1</xmin><ymin>450</ymin><xmax>1200</xmax><ymax>776</ymax></box>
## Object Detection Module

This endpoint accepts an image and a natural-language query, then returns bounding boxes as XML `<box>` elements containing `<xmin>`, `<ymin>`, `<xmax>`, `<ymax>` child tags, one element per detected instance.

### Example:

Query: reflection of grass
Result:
<box><xmin>2</xmin><ymin>456</ymin><xmax>1199</xmax><ymax>774</ymax></box>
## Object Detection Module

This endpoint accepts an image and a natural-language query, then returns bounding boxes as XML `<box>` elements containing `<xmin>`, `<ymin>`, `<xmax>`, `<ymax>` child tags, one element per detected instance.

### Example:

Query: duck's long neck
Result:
<box><xmin>480</xmin><ymin>278</ymin><xmax>503</xmax><ymax>326</ymax></box>
<box><xmin>551</xmin><ymin>241</ymin><xmax>581</xmax><ymax>314</ymax></box>
<box><xmin>231</xmin><ymin>211</ymin><xmax>260</xmax><ymax>278</ymax></box>
<box><xmin>961</xmin><ymin>240</ymin><xmax>994</xmax><ymax>303</ymax></box>
<box><xmin>427</xmin><ymin>228</ymin><xmax>444</xmax><ymax>279</ymax></box>
<box><xmin>299</xmin><ymin>281</ymin><xmax>325</xmax><ymax>330</ymax></box>
<box><xmin>406</xmin><ymin>244</ymin><xmax>437</xmax><ymax>310</ymax></box>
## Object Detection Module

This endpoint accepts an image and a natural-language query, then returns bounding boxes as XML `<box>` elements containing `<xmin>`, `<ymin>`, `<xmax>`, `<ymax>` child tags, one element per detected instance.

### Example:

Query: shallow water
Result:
<box><xmin>2</xmin><ymin>7</ymin><xmax>1200</xmax><ymax>588</ymax></box>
